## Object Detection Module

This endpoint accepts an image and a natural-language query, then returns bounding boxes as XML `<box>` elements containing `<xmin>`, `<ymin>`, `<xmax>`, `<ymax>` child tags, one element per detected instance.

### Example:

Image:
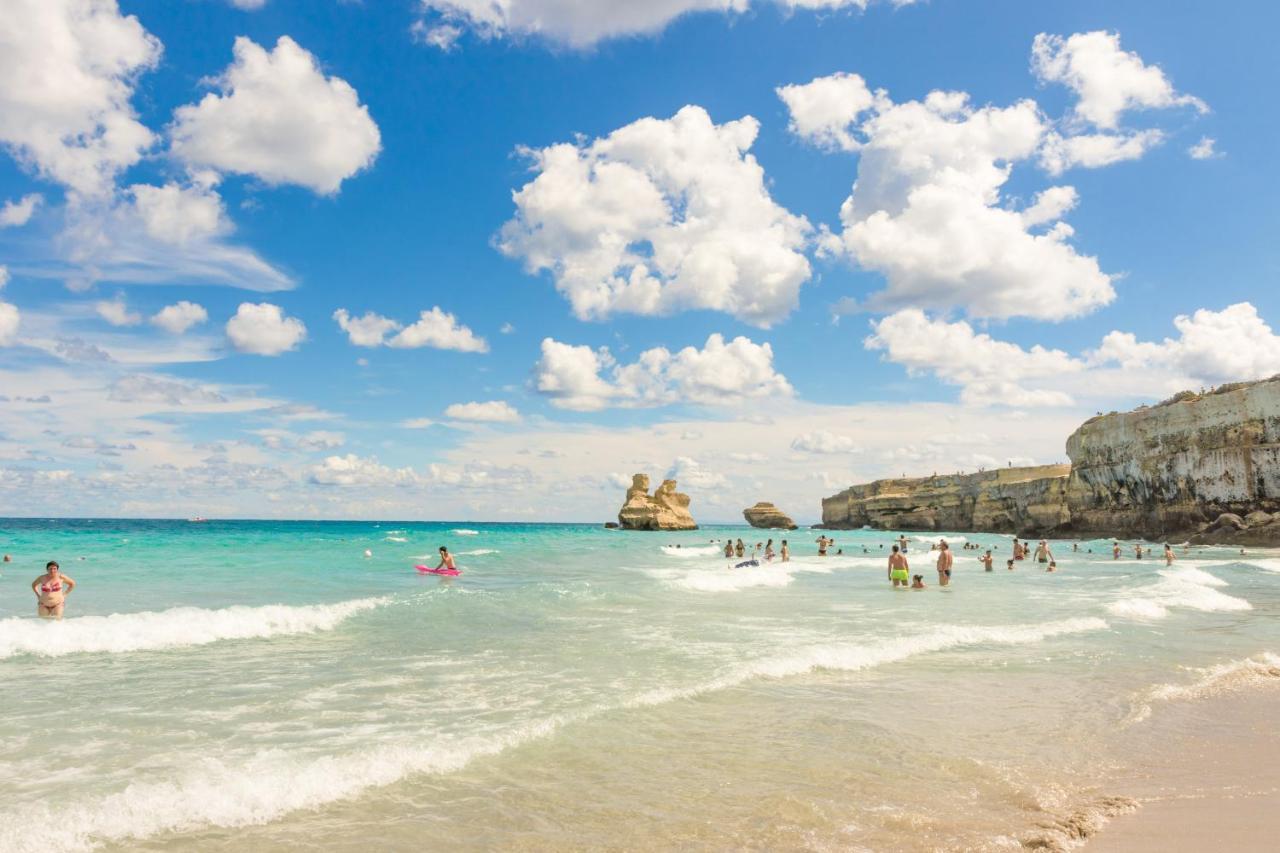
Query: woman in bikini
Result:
<box><xmin>32</xmin><ymin>561</ymin><xmax>75</xmax><ymax>619</ymax></box>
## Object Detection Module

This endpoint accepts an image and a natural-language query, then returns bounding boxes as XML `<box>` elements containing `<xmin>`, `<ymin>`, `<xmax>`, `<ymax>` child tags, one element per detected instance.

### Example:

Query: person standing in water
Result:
<box><xmin>780</xmin><ymin>540</ymin><xmax>790</xmax><ymax>562</ymax></box>
<box><xmin>1164</xmin><ymin>543</ymin><xmax>1175</xmax><ymax>566</ymax></box>
<box><xmin>32</xmin><ymin>561</ymin><xmax>75</xmax><ymax>619</ymax></box>
<box><xmin>898</xmin><ymin>535</ymin><xmax>909</xmax><ymax>553</ymax></box>
<box><xmin>888</xmin><ymin>545</ymin><xmax>909</xmax><ymax>588</ymax></box>
<box><xmin>764</xmin><ymin>539</ymin><xmax>775</xmax><ymax>562</ymax></box>
<box><xmin>936</xmin><ymin>540</ymin><xmax>953</xmax><ymax>586</ymax></box>
<box><xmin>911</xmin><ymin>575</ymin><xmax>926</xmax><ymax>589</ymax></box>
<box><xmin>1134</xmin><ymin>543</ymin><xmax>1144</xmax><ymax>559</ymax></box>
<box><xmin>1034</xmin><ymin>540</ymin><xmax>1053</xmax><ymax>564</ymax></box>
<box><xmin>435</xmin><ymin>546</ymin><xmax>456</xmax><ymax>572</ymax></box>
<box><xmin>723</xmin><ymin>540</ymin><xmax>734</xmax><ymax>559</ymax></box>
<box><xmin>980</xmin><ymin>549</ymin><xmax>994</xmax><ymax>571</ymax></box>
<box><xmin>735</xmin><ymin>539</ymin><xmax>745</xmax><ymax>559</ymax></box>
<box><xmin>1112</xmin><ymin>542</ymin><xmax>1122</xmax><ymax>560</ymax></box>
<box><xmin>817</xmin><ymin>536</ymin><xmax>829</xmax><ymax>556</ymax></box>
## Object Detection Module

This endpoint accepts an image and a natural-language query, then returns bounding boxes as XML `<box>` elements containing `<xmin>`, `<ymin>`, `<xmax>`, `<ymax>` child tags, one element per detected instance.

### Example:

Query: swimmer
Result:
<box><xmin>1006</xmin><ymin>559</ymin><xmax>1015</xmax><ymax>571</ymax></box>
<box><xmin>1034</xmin><ymin>540</ymin><xmax>1053</xmax><ymax>564</ymax></box>
<box><xmin>2</xmin><ymin>553</ymin><xmax>10</xmax><ymax>562</ymax></box>
<box><xmin>1134</xmin><ymin>543</ymin><xmax>1144</xmax><ymax>559</ymax></box>
<box><xmin>980</xmin><ymin>549</ymin><xmax>994</xmax><ymax>571</ymax></box>
<box><xmin>435</xmin><ymin>546</ymin><xmax>456</xmax><ymax>572</ymax></box>
<box><xmin>724</xmin><ymin>540</ymin><xmax>735</xmax><ymax>559</ymax></box>
<box><xmin>32</xmin><ymin>561</ymin><xmax>75</xmax><ymax>619</ymax></box>
<box><xmin>1164</xmin><ymin>543</ymin><xmax>1175</xmax><ymax>566</ymax></box>
<box><xmin>780</xmin><ymin>540</ymin><xmax>790</xmax><ymax>562</ymax></box>
<box><xmin>1046</xmin><ymin>560</ymin><xmax>1057</xmax><ymax>573</ymax></box>
<box><xmin>1112</xmin><ymin>542</ymin><xmax>1121</xmax><ymax>560</ymax></box>
<box><xmin>888</xmin><ymin>545</ymin><xmax>909</xmax><ymax>588</ymax></box>
<box><xmin>898</xmin><ymin>535</ymin><xmax>909</xmax><ymax>553</ymax></box>
<box><xmin>936</xmin><ymin>540</ymin><xmax>953</xmax><ymax>586</ymax></box>
<box><xmin>911</xmin><ymin>574</ymin><xmax>926</xmax><ymax>589</ymax></box>
<box><xmin>817</xmin><ymin>536</ymin><xmax>829</xmax><ymax>557</ymax></box>
<box><xmin>765</xmin><ymin>539</ymin><xmax>775</xmax><ymax>562</ymax></box>
<box><xmin>735</xmin><ymin>539</ymin><xmax>745</xmax><ymax>559</ymax></box>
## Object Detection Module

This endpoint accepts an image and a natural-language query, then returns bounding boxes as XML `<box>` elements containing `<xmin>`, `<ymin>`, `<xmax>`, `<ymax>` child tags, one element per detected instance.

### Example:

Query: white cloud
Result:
<box><xmin>784</xmin><ymin>75</ymin><xmax>1114</xmax><ymax>321</ymax></box>
<box><xmin>443</xmin><ymin>400</ymin><xmax>521</xmax><ymax>423</ymax></box>
<box><xmin>170</xmin><ymin>36</ymin><xmax>381</xmax><ymax>194</ymax></box>
<box><xmin>309</xmin><ymin>454</ymin><xmax>418</xmax><ymax>487</ymax></box>
<box><xmin>387</xmin><ymin>307</ymin><xmax>488</xmax><ymax>352</ymax></box>
<box><xmin>1188</xmin><ymin>136</ymin><xmax>1221</xmax><ymax>160</ymax></box>
<box><xmin>128</xmin><ymin>182</ymin><xmax>229</xmax><ymax>244</ymax></box>
<box><xmin>332</xmin><ymin>308</ymin><xmax>401</xmax><ymax>347</ymax></box>
<box><xmin>1039</xmin><ymin>129</ymin><xmax>1163</xmax><ymax>175</ymax></box>
<box><xmin>0</xmin><ymin>266</ymin><xmax>8</xmax><ymax>289</ymax></box>
<box><xmin>1031</xmin><ymin>31</ymin><xmax>1207</xmax><ymax>131</ymax></box>
<box><xmin>412</xmin><ymin>0</ymin><xmax>909</xmax><ymax>49</ymax></box>
<box><xmin>228</xmin><ymin>0</ymin><xmax>267</xmax><ymax>9</ymax></box>
<box><xmin>0</xmin><ymin>0</ymin><xmax>161</xmax><ymax>196</ymax></box>
<box><xmin>498</xmin><ymin>105</ymin><xmax>812</xmax><ymax>328</ymax></box>
<box><xmin>1020</xmin><ymin>185</ymin><xmax>1079</xmax><ymax>227</ymax></box>
<box><xmin>95</xmin><ymin>295</ymin><xmax>142</xmax><ymax>327</ymax></box>
<box><xmin>150</xmin><ymin>301</ymin><xmax>208</xmax><ymax>334</ymax></box>
<box><xmin>775</xmin><ymin>71</ymin><xmax>878</xmax><ymax>151</ymax></box>
<box><xmin>791</xmin><ymin>430</ymin><xmax>862</xmax><ymax>454</ymax></box>
<box><xmin>534</xmin><ymin>333</ymin><xmax>792</xmax><ymax>411</ymax></box>
<box><xmin>225</xmin><ymin>302</ymin><xmax>306</xmax><ymax>355</ymax></box>
<box><xmin>0</xmin><ymin>193</ymin><xmax>42</xmax><ymax>227</ymax></box>
<box><xmin>0</xmin><ymin>301</ymin><xmax>18</xmax><ymax>346</ymax></box>
<box><xmin>1089</xmin><ymin>303</ymin><xmax>1280</xmax><ymax>386</ymax></box>
<box><xmin>667</xmin><ymin>455</ymin><xmax>727</xmax><ymax>490</ymax></box>
<box><xmin>865</xmin><ymin>309</ymin><xmax>1080</xmax><ymax>405</ymax></box>
<box><xmin>500</xmin><ymin>322</ymin><xmax>515</xmax><ymax>334</ymax></box>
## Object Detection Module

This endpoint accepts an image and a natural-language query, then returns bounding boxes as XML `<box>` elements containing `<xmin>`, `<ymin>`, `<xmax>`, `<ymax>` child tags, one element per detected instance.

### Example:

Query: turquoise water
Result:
<box><xmin>1</xmin><ymin>519</ymin><xmax>1279</xmax><ymax>852</ymax></box>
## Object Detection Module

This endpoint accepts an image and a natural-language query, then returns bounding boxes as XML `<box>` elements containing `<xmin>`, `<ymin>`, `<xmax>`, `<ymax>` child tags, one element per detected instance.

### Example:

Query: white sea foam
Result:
<box><xmin>0</xmin><ymin>598</ymin><xmax>387</xmax><ymax>660</ymax></box>
<box><xmin>910</xmin><ymin>534</ymin><xmax>968</xmax><ymax>545</ymax></box>
<box><xmin>0</xmin><ymin>617</ymin><xmax>1107</xmax><ymax>853</ymax></box>
<box><xmin>1106</xmin><ymin>567</ymin><xmax>1249</xmax><ymax>621</ymax></box>
<box><xmin>1126</xmin><ymin>652</ymin><xmax>1280</xmax><ymax>724</ymax></box>
<box><xmin>660</xmin><ymin>544</ymin><xmax>721</xmax><ymax>558</ymax></box>
<box><xmin>451</xmin><ymin>528</ymin><xmax>480</xmax><ymax>535</ymax></box>
<box><xmin>666</xmin><ymin>554</ymin><xmax>875</xmax><ymax>592</ymax></box>
<box><xmin>457</xmin><ymin>548</ymin><xmax>498</xmax><ymax>556</ymax></box>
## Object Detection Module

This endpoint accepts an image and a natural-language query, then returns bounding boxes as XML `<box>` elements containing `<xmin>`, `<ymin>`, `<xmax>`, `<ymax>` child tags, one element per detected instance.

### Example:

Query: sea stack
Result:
<box><xmin>743</xmin><ymin>502</ymin><xmax>798</xmax><ymax>529</ymax></box>
<box><xmin>617</xmin><ymin>474</ymin><xmax>698</xmax><ymax>530</ymax></box>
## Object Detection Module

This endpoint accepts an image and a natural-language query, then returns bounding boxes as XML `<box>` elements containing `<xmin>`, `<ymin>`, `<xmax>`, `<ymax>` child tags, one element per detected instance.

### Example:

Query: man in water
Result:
<box><xmin>1046</xmin><ymin>560</ymin><xmax>1057</xmax><ymax>573</ymax></box>
<box><xmin>723</xmin><ymin>540</ymin><xmax>735</xmax><ymax>559</ymax></box>
<box><xmin>898</xmin><ymin>535</ymin><xmax>909</xmax><ymax>553</ymax></box>
<box><xmin>887</xmin><ymin>545</ymin><xmax>909</xmax><ymax>588</ymax></box>
<box><xmin>435</xmin><ymin>546</ymin><xmax>457</xmax><ymax>572</ymax></box>
<box><xmin>1112</xmin><ymin>542</ymin><xmax>1122</xmax><ymax>560</ymax></box>
<box><xmin>31</xmin><ymin>560</ymin><xmax>75</xmax><ymax>619</ymax></box>
<box><xmin>1034</xmin><ymin>540</ymin><xmax>1053</xmax><ymax>564</ymax></box>
<box><xmin>1134</xmin><ymin>544</ymin><xmax>1144</xmax><ymax>559</ymax></box>
<box><xmin>1006</xmin><ymin>559</ymin><xmax>1015</xmax><ymax>570</ymax></box>
<box><xmin>980</xmin><ymin>549</ymin><xmax>994</xmax><ymax>571</ymax></box>
<box><xmin>1164</xmin><ymin>543</ymin><xmax>1175</xmax><ymax>566</ymax></box>
<box><xmin>936</xmin><ymin>540</ymin><xmax>953</xmax><ymax>586</ymax></box>
<box><xmin>816</xmin><ymin>536</ymin><xmax>829</xmax><ymax>556</ymax></box>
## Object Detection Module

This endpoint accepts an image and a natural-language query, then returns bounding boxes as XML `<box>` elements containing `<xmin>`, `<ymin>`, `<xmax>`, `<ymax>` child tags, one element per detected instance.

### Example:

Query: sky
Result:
<box><xmin>1</xmin><ymin>0</ymin><xmax>1278</xmax><ymax>522</ymax></box>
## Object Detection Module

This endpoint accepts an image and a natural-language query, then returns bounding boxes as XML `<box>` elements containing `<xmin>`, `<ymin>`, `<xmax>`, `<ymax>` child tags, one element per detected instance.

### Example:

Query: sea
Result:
<box><xmin>1</xmin><ymin>519</ymin><xmax>1279</xmax><ymax>852</ymax></box>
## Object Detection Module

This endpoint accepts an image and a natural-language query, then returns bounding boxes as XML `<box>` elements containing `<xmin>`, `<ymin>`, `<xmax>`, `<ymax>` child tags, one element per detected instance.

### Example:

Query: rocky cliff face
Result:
<box><xmin>821</xmin><ymin>464</ymin><xmax>1072</xmax><ymax>534</ymax></box>
<box><xmin>618</xmin><ymin>474</ymin><xmax>698</xmax><ymax>530</ymax></box>
<box><xmin>1065</xmin><ymin>377</ymin><xmax>1280</xmax><ymax>541</ymax></box>
<box><xmin>743</xmin><ymin>502</ymin><xmax>798</xmax><ymax>529</ymax></box>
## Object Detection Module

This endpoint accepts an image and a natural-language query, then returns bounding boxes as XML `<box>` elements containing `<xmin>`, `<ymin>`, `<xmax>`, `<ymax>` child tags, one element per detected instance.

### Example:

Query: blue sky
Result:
<box><xmin>1</xmin><ymin>0</ymin><xmax>1277</xmax><ymax>521</ymax></box>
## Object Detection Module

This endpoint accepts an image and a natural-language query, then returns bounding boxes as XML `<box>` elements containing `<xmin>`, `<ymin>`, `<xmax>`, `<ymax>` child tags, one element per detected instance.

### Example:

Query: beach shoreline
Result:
<box><xmin>1086</xmin><ymin>686</ymin><xmax>1280</xmax><ymax>852</ymax></box>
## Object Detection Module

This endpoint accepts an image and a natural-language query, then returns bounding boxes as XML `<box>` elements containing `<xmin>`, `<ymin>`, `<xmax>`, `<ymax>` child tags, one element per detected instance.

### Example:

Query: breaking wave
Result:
<box><xmin>1106</xmin><ymin>567</ymin><xmax>1249</xmax><ymax>621</ymax></box>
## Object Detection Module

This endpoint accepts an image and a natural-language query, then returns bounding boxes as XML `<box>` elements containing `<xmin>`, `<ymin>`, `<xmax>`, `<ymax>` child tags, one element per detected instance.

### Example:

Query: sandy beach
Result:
<box><xmin>1089</xmin><ymin>684</ymin><xmax>1280</xmax><ymax>851</ymax></box>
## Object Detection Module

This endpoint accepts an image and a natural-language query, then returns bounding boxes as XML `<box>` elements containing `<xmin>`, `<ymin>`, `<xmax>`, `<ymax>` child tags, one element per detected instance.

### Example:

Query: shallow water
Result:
<box><xmin>1</xmin><ymin>520</ymin><xmax>1277</xmax><ymax>852</ymax></box>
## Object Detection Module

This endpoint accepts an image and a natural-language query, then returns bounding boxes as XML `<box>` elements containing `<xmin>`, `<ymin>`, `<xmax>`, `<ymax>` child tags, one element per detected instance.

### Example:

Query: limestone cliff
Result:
<box><xmin>618</xmin><ymin>474</ymin><xmax>698</xmax><ymax>531</ymax></box>
<box><xmin>821</xmin><ymin>465</ymin><xmax>1072</xmax><ymax>534</ymax></box>
<box><xmin>1065</xmin><ymin>377</ymin><xmax>1280</xmax><ymax>542</ymax></box>
<box><xmin>743</xmin><ymin>502</ymin><xmax>798</xmax><ymax>529</ymax></box>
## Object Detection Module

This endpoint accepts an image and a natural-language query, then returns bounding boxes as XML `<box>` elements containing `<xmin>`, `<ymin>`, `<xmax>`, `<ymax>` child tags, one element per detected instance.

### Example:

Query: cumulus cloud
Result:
<box><xmin>387</xmin><ymin>307</ymin><xmax>488</xmax><ymax>352</ymax></box>
<box><xmin>0</xmin><ymin>193</ymin><xmax>42</xmax><ymax>227</ymax></box>
<box><xmin>1031</xmin><ymin>31</ymin><xmax>1207</xmax><ymax>131</ymax></box>
<box><xmin>1039</xmin><ymin>129</ymin><xmax>1164</xmax><ymax>175</ymax></box>
<box><xmin>128</xmin><ymin>181</ymin><xmax>229</xmax><ymax>244</ymax></box>
<box><xmin>498</xmin><ymin>105</ymin><xmax>812</xmax><ymax>328</ymax></box>
<box><xmin>332</xmin><ymin>308</ymin><xmax>402</xmax><ymax>347</ymax></box>
<box><xmin>412</xmin><ymin>0</ymin><xmax>911</xmax><ymax>49</ymax></box>
<box><xmin>1089</xmin><ymin>303</ymin><xmax>1280</xmax><ymax>386</ymax></box>
<box><xmin>865</xmin><ymin>309</ymin><xmax>1080</xmax><ymax>405</ymax></box>
<box><xmin>667</xmin><ymin>455</ymin><xmax>727</xmax><ymax>490</ymax></box>
<box><xmin>533</xmin><ymin>333</ymin><xmax>792</xmax><ymax>411</ymax></box>
<box><xmin>309</xmin><ymin>454</ymin><xmax>418</xmax><ymax>487</ymax></box>
<box><xmin>1188</xmin><ymin>136</ymin><xmax>1221</xmax><ymax>160</ymax></box>
<box><xmin>151</xmin><ymin>301</ymin><xmax>208</xmax><ymax>334</ymax></box>
<box><xmin>225</xmin><ymin>302</ymin><xmax>306</xmax><ymax>355</ymax></box>
<box><xmin>776</xmin><ymin>71</ymin><xmax>878</xmax><ymax>151</ymax></box>
<box><xmin>782</xmin><ymin>75</ymin><xmax>1113</xmax><ymax>321</ymax></box>
<box><xmin>1020</xmin><ymin>185</ymin><xmax>1079</xmax><ymax>227</ymax></box>
<box><xmin>170</xmin><ymin>36</ymin><xmax>381</xmax><ymax>194</ymax></box>
<box><xmin>443</xmin><ymin>400</ymin><xmax>521</xmax><ymax>422</ymax></box>
<box><xmin>95</xmin><ymin>295</ymin><xmax>142</xmax><ymax>327</ymax></box>
<box><xmin>791</xmin><ymin>430</ymin><xmax>862</xmax><ymax>454</ymax></box>
<box><xmin>0</xmin><ymin>0</ymin><xmax>161</xmax><ymax>196</ymax></box>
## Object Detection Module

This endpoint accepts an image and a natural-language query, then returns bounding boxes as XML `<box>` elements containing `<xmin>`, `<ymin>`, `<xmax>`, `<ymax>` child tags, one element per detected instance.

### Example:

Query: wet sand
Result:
<box><xmin>1088</xmin><ymin>689</ymin><xmax>1280</xmax><ymax>852</ymax></box>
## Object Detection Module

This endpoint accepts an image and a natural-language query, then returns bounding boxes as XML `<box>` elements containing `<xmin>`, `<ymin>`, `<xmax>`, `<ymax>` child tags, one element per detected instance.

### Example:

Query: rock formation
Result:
<box><xmin>743</xmin><ymin>502</ymin><xmax>798</xmax><ymax>529</ymax></box>
<box><xmin>819</xmin><ymin>376</ymin><xmax>1280</xmax><ymax>544</ymax></box>
<box><xmin>617</xmin><ymin>474</ymin><xmax>698</xmax><ymax>531</ymax></box>
<box><xmin>1066</xmin><ymin>377</ymin><xmax>1280</xmax><ymax>544</ymax></box>
<box><xmin>821</xmin><ymin>465</ymin><xmax>1072</xmax><ymax>534</ymax></box>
